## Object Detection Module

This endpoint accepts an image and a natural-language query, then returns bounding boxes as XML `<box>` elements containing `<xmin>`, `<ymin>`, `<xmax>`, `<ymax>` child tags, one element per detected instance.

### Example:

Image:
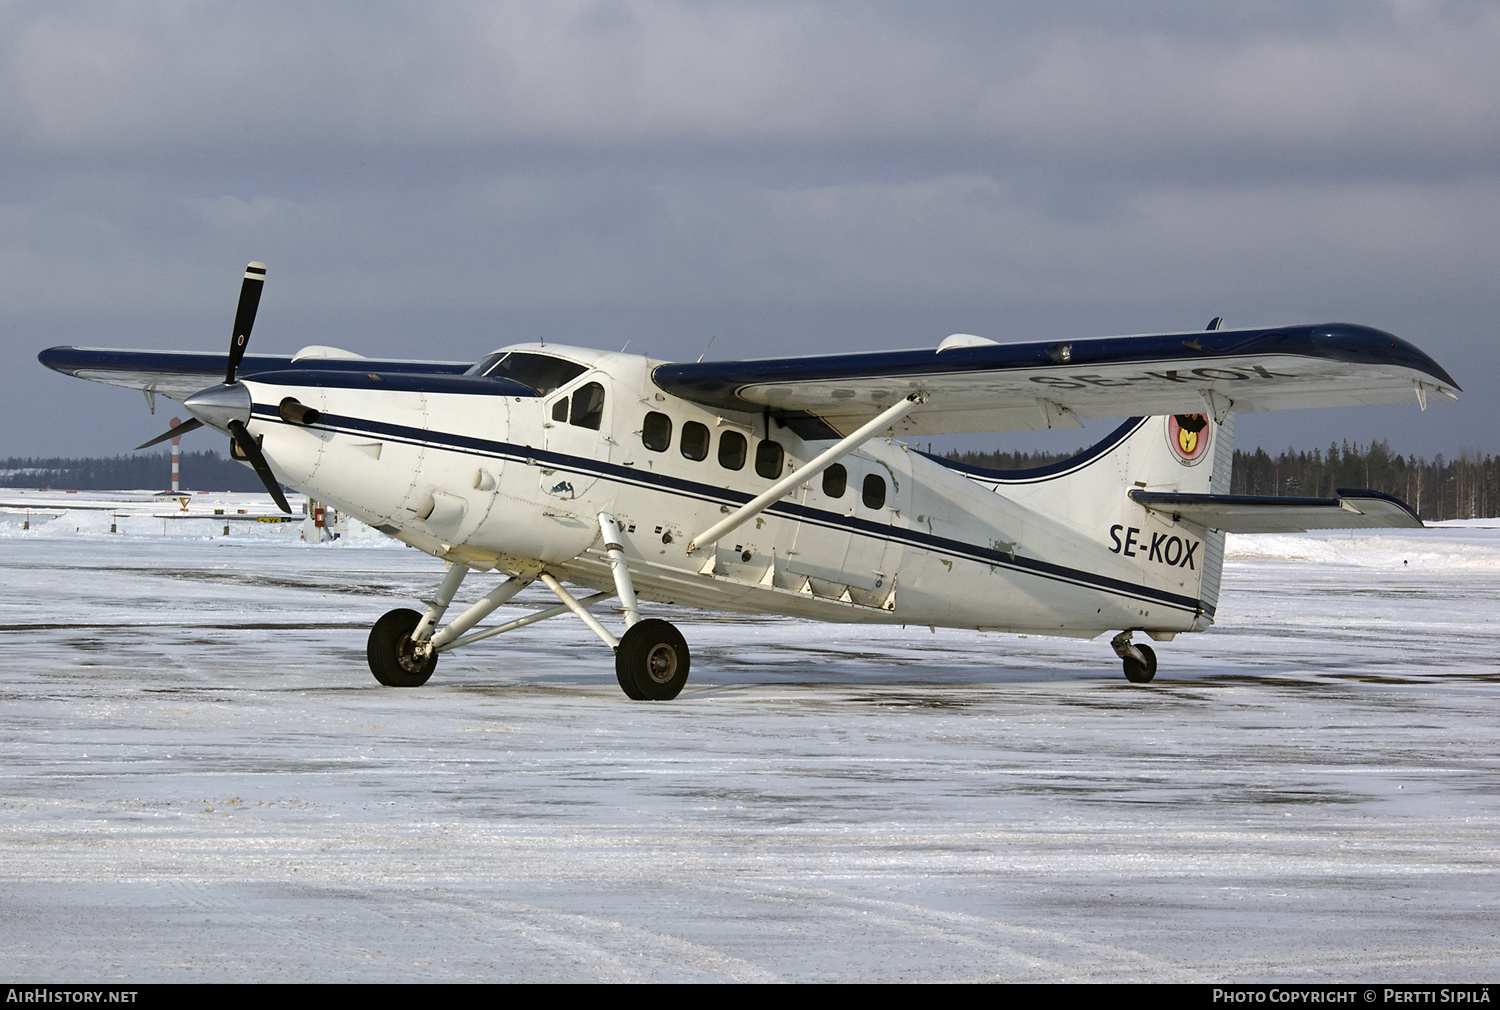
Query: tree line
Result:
<box><xmin>0</xmin><ymin>451</ymin><xmax>266</xmax><ymax>493</ymax></box>
<box><xmin>944</xmin><ymin>440</ymin><xmax>1498</xmax><ymax>521</ymax></box>
<box><xmin>6</xmin><ymin>440</ymin><xmax>1496</xmax><ymax>521</ymax></box>
<box><xmin>1228</xmin><ymin>442</ymin><xmax>1495</xmax><ymax>521</ymax></box>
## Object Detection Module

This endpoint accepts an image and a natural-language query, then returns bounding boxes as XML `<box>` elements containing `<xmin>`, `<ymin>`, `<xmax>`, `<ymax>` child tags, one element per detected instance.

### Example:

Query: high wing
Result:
<box><xmin>652</xmin><ymin>323</ymin><xmax>1460</xmax><ymax>437</ymax></box>
<box><xmin>38</xmin><ymin>346</ymin><xmax>472</xmax><ymax>403</ymax></box>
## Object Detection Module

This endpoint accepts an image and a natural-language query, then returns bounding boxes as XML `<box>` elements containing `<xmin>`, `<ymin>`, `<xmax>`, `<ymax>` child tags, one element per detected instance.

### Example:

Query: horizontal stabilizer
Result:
<box><xmin>1129</xmin><ymin>488</ymin><xmax>1422</xmax><ymax>533</ymax></box>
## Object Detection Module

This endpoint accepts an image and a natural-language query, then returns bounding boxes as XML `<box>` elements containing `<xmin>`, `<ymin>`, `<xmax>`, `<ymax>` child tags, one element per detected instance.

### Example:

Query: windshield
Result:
<box><xmin>467</xmin><ymin>351</ymin><xmax>588</xmax><ymax>395</ymax></box>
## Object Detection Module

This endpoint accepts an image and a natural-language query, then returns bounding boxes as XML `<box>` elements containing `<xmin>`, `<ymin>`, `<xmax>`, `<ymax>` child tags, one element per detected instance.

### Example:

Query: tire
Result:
<box><xmin>368</xmin><ymin>608</ymin><xmax>438</xmax><ymax>687</ymax></box>
<box><xmin>615</xmin><ymin>619</ymin><xmax>690</xmax><ymax>701</ymax></box>
<box><xmin>1123</xmin><ymin>642</ymin><xmax>1157</xmax><ymax>684</ymax></box>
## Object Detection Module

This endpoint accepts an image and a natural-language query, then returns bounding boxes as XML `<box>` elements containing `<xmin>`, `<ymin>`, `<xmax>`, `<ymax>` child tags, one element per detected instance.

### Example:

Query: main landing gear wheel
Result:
<box><xmin>367</xmin><ymin>608</ymin><xmax>438</xmax><ymax>687</ymax></box>
<box><xmin>615</xmin><ymin>619</ymin><xmax>690</xmax><ymax>701</ymax></box>
<box><xmin>1122</xmin><ymin>643</ymin><xmax>1157</xmax><ymax>684</ymax></box>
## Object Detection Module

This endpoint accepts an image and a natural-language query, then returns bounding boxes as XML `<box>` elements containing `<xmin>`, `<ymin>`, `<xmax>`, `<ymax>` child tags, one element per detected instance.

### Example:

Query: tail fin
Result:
<box><xmin>941</xmin><ymin>411</ymin><xmax>1234</xmax><ymax>629</ymax></box>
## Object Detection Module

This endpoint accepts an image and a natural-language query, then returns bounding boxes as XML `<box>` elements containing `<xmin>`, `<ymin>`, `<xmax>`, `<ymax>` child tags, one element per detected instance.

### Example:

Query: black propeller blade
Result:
<box><xmin>135</xmin><ymin>261</ymin><xmax>266</xmax><ymax>453</ymax></box>
<box><xmin>227</xmin><ymin>419</ymin><xmax>291</xmax><ymax>514</ymax></box>
<box><xmin>134</xmin><ymin>416</ymin><xmax>204</xmax><ymax>450</ymax></box>
<box><xmin>225</xmin><ymin>261</ymin><xmax>266</xmax><ymax>384</ymax></box>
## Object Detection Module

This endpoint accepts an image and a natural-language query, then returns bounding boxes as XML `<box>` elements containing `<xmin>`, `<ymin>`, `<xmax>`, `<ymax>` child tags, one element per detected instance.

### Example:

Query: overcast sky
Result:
<box><xmin>4</xmin><ymin>0</ymin><xmax>1496</xmax><ymax>459</ymax></box>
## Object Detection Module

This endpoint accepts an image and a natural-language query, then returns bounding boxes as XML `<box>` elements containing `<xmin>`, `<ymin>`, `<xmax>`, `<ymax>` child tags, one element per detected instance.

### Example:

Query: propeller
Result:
<box><xmin>135</xmin><ymin>261</ymin><xmax>291</xmax><ymax>513</ymax></box>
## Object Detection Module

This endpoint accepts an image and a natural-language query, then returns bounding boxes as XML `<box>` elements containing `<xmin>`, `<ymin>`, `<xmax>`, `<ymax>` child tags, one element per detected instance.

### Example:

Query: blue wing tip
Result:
<box><xmin>38</xmin><ymin>346</ymin><xmax>82</xmax><ymax>376</ymax></box>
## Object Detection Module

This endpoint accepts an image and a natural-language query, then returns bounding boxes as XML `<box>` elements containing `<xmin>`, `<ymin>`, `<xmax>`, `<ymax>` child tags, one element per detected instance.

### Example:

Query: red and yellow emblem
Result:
<box><xmin>1166</xmin><ymin>413</ymin><xmax>1211</xmax><ymax>465</ymax></box>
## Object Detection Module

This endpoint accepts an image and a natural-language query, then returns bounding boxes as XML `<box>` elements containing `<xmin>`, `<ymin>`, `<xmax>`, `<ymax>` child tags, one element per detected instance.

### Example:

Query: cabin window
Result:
<box><xmin>862</xmin><ymin>473</ymin><xmax>887</xmax><ymax>510</ymax></box>
<box><xmin>755</xmin><ymin>440</ymin><xmax>785</xmax><ymax>479</ymax></box>
<box><xmin>822</xmin><ymin>463</ymin><xmax>847</xmax><ymax>498</ymax></box>
<box><xmin>680</xmin><ymin>421</ymin><xmax>709</xmax><ymax>461</ymax></box>
<box><xmin>642</xmin><ymin>411</ymin><xmax>672</xmax><ymax>452</ymax></box>
<box><xmin>718</xmin><ymin>430</ymin><xmax>747</xmax><ymax>471</ymax></box>
<box><xmin>570</xmin><ymin>382</ymin><xmax>605</xmax><ymax>430</ymax></box>
<box><xmin>551</xmin><ymin>398</ymin><xmax>568</xmax><ymax>422</ymax></box>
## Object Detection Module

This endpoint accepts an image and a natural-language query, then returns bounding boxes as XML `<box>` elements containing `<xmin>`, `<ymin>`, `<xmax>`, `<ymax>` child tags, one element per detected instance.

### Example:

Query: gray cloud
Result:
<box><xmin>3</xmin><ymin>1</ymin><xmax>1495</xmax><ymax>458</ymax></box>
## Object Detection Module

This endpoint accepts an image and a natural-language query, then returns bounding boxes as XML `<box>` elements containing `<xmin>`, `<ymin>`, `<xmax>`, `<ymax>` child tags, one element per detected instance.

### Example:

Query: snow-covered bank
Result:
<box><xmin>1226</xmin><ymin>526</ymin><xmax>1500</xmax><ymax>569</ymax></box>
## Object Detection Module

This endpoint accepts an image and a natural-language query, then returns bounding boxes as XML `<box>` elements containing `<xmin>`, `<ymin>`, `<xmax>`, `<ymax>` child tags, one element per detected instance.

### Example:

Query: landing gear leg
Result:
<box><xmin>597</xmin><ymin>512</ymin><xmax>690</xmax><ymax>701</ymax></box>
<box><xmin>1110</xmin><ymin>631</ymin><xmax>1158</xmax><ymax>684</ymax></box>
<box><xmin>412</xmin><ymin>562</ymin><xmax>470</xmax><ymax>644</ymax></box>
<box><xmin>599</xmin><ymin>512</ymin><xmax>641</xmax><ymax>629</ymax></box>
<box><xmin>535</xmin><ymin>569</ymin><xmax>688</xmax><ymax>699</ymax></box>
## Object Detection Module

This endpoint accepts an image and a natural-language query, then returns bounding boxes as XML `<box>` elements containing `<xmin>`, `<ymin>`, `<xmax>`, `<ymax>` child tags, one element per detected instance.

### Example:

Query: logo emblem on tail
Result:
<box><xmin>1167</xmin><ymin>413</ymin><xmax>1211</xmax><ymax>465</ymax></box>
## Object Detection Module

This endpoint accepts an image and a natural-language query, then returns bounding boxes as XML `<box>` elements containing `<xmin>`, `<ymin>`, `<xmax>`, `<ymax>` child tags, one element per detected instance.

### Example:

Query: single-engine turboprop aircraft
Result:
<box><xmin>40</xmin><ymin>264</ymin><xmax>1460</xmax><ymax>697</ymax></box>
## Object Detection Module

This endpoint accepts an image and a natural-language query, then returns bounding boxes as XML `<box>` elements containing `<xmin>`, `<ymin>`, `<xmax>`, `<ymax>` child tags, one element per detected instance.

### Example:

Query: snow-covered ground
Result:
<box><xmin>1</xmin><ymin>504</ymin><xmax>1497</xmax><ymax>981</ymax></box>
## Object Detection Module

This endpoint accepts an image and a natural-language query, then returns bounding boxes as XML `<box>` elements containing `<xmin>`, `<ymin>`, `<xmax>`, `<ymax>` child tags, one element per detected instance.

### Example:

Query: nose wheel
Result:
<box><xmin>615</xmin><ymin>619</ymin><xmax>690</xmax><ymax>700</ymax></box>
<box><xmin>368</xmin><ymin>608</ymin><xmax>439</xmax><ymax>687</ymax></box>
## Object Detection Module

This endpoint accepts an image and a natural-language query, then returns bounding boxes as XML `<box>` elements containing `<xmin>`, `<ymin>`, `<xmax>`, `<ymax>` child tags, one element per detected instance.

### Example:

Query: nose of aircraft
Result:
<box><xmin>184</xmin><ymin>382</ymin><xmax>252</xmax><ymax>434</ymax></box>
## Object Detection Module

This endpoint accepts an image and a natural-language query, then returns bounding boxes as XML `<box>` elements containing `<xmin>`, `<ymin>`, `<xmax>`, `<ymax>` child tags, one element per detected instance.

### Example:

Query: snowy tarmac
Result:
<box><xmin>1</xmin><ymin>507</ymin><xmax>1497</xmax><ymax>982</ymax></box>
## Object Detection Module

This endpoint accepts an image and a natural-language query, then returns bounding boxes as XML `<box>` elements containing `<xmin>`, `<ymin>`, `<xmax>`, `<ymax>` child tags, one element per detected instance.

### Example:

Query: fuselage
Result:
<box><xmin>238</xmin><ymin>343</ymin><xmax>1213</xmax><ymax>639</ymax></box>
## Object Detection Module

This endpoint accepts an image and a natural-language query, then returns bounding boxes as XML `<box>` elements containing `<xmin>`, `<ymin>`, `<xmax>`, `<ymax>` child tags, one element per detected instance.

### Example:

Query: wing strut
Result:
<box><xmin>686</xmin><ymin>393</ymin><xmax>925</xmax><ymax>554</ymax></box>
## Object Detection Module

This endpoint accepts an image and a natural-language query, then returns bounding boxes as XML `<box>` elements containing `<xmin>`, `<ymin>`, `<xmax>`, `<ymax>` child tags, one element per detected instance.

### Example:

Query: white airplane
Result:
<box><xmin>40</xmin><ymin>263</ymin><xmax>1460</xmax><ymax>697</ymax></box>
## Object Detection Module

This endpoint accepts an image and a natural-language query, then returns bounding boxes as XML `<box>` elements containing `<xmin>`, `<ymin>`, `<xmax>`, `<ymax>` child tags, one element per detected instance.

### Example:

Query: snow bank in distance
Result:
<box><xmin>1226</xmin><ymin>525</ymin><xmax>1500</xmax><ymax>570</ymax></box>
<box><xmin>0</xmin><ymin>506</ymin><xmax>407</xmax><ymax>547</ymax></box>
<box><xmin>7</xmin><ymin>488</ymin><xmax>1500</xmax><ymax>570</ymax></box>
<box><xmin>0</xmin><ymin>490</ymin><xmax>405</xmax><ymax>547</ymax></box>
<box><xmin>0</xmin><ymin>507</ymin><xmax>301</xmax><ymax>541</ymax></box>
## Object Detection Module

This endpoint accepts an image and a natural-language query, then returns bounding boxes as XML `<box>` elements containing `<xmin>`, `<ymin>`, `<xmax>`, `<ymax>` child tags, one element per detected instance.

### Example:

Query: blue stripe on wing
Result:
<box><xmin>651</xmin><ymin>322</ymin><xmax>1459</xmax><ymax>412</ymax></box>
<box><xmin>38</xmin><ymin>347</ymin><xmax>472</xmax><ymax>382</ymax></box>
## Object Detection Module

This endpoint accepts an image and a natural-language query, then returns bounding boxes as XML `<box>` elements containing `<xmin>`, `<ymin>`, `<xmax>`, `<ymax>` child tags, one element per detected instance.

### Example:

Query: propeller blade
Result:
<box><xmin>134</xmin><ymin>416</ymin><xmax>203</xmax><ymax>450</ymax></box>
<box><xmin>227</xmin><ymin>418</ymin><xmax>291</xmax><ymax>513</ymax></box>
<box><xmin>225</xmin><ymin>261</ymin><xmax>266</xmax><ymax>384</ymax></box>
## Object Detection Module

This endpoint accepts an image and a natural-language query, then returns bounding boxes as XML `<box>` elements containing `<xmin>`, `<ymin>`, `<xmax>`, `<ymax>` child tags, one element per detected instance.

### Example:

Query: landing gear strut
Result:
<box><xmin>362</xmin><ymin>512</ymin><xmax>692</xmax><ymax>701</ymax></box>
<box><xmin>1110</xmin><ymin>631</ymin><xmax>1158</xmax><ymax>684</ymax></box>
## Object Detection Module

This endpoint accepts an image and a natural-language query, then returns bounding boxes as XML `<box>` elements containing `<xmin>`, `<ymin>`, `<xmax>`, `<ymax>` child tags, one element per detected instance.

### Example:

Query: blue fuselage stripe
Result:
<box><xmin>255</xmin><ymin>404</ymin><xmax>1209</xmax><ymax>616</ymax></box>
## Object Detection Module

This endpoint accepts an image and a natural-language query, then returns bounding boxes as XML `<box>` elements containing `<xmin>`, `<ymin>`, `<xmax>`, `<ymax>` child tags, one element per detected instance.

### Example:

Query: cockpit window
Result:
<box><xmin>469</xmin><ymin>351</ymin><xmax>588</xmax><ymax>394</ymax></box>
